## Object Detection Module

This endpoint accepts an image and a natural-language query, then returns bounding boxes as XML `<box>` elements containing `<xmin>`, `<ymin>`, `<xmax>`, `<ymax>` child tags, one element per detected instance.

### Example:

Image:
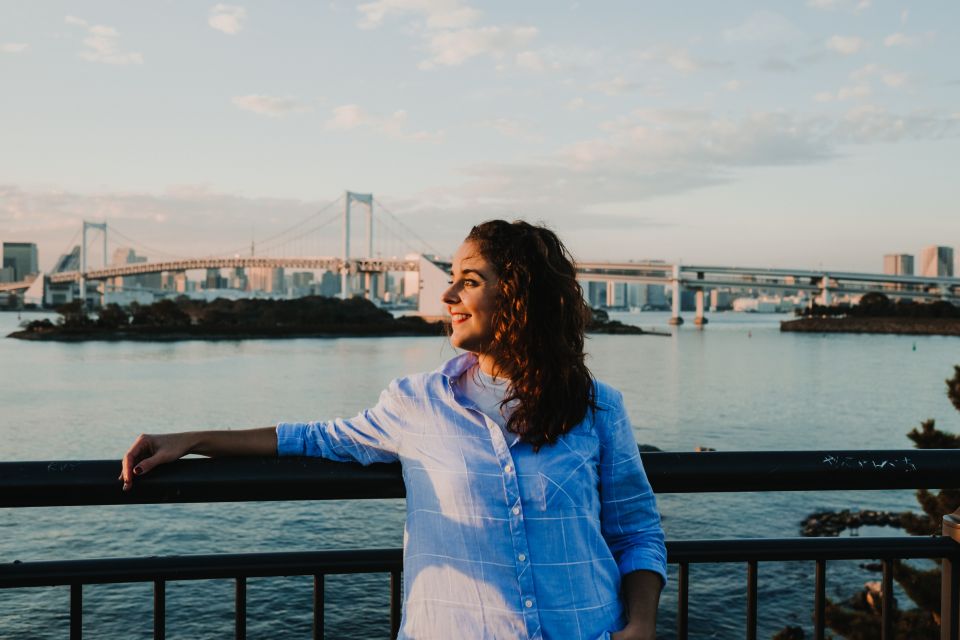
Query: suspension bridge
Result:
<box><xmin>4</xmin><ymin>190</ymin><xmax>959</xmax><ymax>324</ymax></box>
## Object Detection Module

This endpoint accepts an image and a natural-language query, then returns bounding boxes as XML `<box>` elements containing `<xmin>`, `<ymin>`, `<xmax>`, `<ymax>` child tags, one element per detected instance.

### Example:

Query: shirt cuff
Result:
<box><xmin>276</xmin><ymin>422</ymin><xmax>312</xmax><ymax>457</ymax></box>
<box><xmin>618</xmin><ymin>547</ymin><xmax>668</xmax><ymax>587</ymax></box>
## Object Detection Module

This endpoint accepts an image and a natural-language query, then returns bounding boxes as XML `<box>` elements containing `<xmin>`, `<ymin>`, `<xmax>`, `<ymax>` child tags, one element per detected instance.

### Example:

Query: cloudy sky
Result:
<box><xmin>1</xmin><ymin>1</ymin><xmax>958</xmax><ymax>272</ymax></box>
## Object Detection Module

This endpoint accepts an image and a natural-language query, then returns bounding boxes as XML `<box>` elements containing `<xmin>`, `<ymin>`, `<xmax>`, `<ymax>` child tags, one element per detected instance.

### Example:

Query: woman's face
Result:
<box><xmin>441</xmin><ymin>240</ymin><xmax>499</xmax><ymax>353</ymax></box>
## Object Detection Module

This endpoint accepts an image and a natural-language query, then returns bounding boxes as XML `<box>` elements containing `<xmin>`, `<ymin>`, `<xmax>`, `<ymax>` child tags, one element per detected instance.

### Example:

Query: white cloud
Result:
<box><xmin>722</xmin><ymin>11</ymin><xmax>803</xmax><ymax>45</ymax></box>
<box><xmin>808</xmin><ymin>0</ymin><xmax>871</xmax><ymax>12</ymax></box>
<box><xmin>837</xmin><ymin>84</ymin><xmax>871</xmax><ymax>100</ymax></box>
<box><xmin>884</xmin><ymin>33</ymin><xmax>914</xmax><ymax>47</ymax></box>
<box><xmin>357</xmin><ymin>0</ymin><xmax>480</xmax><ymax>30</ymax></box>
<box><xmin>435</xmin><ymin>107</ymin><xmax>960</xmax><ymax>218</ymax></box>
<box><xmin>592</xmin><ymin>76</ymin><xmax>642</xmax><ymax>96</ymax></box>
<box><xmin>882</xmin><ymin>72</ymin><xmax>908</xmax><ymax>88</ymax></box>
<box><xmin>479</xmin><ymin>118</ymin><xmax>541</xmax><ymax>142</ymax></box>
<box><xmin>232</xmin><ymin>95</ymin><xmax>310</xmax><ymax>117</ymax></box>
<box><xmin>826</xmin><ymin>35</ymin><xmax>865</xmax><ymax>55</ymax></box>
<box><xmin>724</xmin><ymin>80</ymin><xmax>743</xmax><ymax>92</ymax></box>
<box><xmin>209</xmin><ymin>4</ymin><xmax>247</xmax><ymax>35</ymax></box>
<box><xmin>515</xmin><ymin>50</ymin><xmax>544</xmax><ymax>72</ymax></box>
<box><xmin>846</xmin><ymin>64</ymin><xmax>909</xmax><ymax>90</ymax></box>
<box><xmin>325</xmin><ymin>104</ymin><xmax>442</xmax><ymax>141</ymax></box>
<box><xmin>326</xmin><ymin>104</ymin><xmax>366</xmax><ymax>130</ymax></box>
<box><xmin>419</xmin><ymin>25</ymin><xmax>537</xmax><ymax>68</ymax></box>
<box><xmin>566</xmin><ymin>97</ymin><xmax>585</xmax><ymax>111</ymax></box>
<box><xmin>1</xmin><ymin>43</ymin><xmax>28</xmax><ymax>54</ymax></box>
<box><xmin>65</xmin><ymin>15</ymin><xmax>143</xmax><ymax>65</ymax></box>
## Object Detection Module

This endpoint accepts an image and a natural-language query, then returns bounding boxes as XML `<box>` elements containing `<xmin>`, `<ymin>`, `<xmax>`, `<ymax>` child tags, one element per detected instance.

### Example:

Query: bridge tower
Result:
<box><xmin>80</xmin><ymin>221</ymin><xmax>107</xmax><ymax>308</ymax></box>
<box><xmin>342</xmin><ymin>192</ymin><xmax>373</xmax><ymax>299</ymax></box>
<box><xmin>668</xmin><ymin>263</ymin><xmax>684</xmax><ymax>325</ymax></box>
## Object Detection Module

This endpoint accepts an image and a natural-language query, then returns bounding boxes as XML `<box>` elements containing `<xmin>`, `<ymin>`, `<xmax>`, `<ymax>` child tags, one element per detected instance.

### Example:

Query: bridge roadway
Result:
<box><xmin>47</xmin><ymin>256</ymin><xmax>420</xmax><ymax>285</ymax></box>
<box><xmin>8</xmin><ymin>257</ymin><xmax>957</xmax><ymax>307</ymax></box>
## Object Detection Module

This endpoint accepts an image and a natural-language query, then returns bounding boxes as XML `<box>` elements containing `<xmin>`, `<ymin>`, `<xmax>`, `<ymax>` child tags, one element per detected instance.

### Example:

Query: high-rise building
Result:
<box><xmin>2</xmin><ymin>242</ymin><xmax>39</xmax><ymax>280</ymax></box>
<box><xmin>883</xmin><ymin>254</ymin><xmax>914</xmax><ymax>276</ymax></box>
<box><xmin>248</xmin><ymin>267</ymin><xmax>285</xmax><ymax>294</ymax></box>
<box><xmin>110</xmin><ymin>247</ymin><xmax>161</xmax><ymax>291</ymax></box>
<box><xmin>319</xmin><ymin>270</ymin><xmax>342</xmax><ymax>297</ymax></box>
<box><xmin>919</xmin><ymin>245</ymin><xmax>954</xmax><ymax>277</ymax></box>
<box><xmin>53</xmin><ymin>246</ymin><xmax>81</xmax><ymax>273</ymax></box>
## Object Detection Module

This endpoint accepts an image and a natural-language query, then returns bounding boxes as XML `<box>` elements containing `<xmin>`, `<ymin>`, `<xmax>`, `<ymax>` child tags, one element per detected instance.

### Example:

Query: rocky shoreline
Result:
<box><xmin>781</xmin><ymin>317</ymin><xmax>960</xmax><ymax>336</ymax></box>
<box><xmin>7</xmin><ymin>296</ymin><xmax>658</xmax><ymax>342</ymax></box>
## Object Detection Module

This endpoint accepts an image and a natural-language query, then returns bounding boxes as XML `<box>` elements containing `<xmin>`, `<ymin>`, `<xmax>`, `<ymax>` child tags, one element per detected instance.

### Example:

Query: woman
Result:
<box><xmin>120</xmin><ymin>220</ymin><xmax>667</xmax><ymax>640</ymax></box>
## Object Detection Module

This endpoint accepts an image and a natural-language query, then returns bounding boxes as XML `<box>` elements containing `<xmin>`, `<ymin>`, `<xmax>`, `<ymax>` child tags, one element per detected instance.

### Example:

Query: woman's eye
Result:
<box><xmin>463</xmin><ymin>280</ymin><xmax>477</xmax><ymax>287</ymax></box>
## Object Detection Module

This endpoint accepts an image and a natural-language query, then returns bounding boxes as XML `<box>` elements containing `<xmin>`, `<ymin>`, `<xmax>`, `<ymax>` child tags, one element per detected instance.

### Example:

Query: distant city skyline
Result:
<box><xmin>1</xmin><ymin>2</ymin><xmax>958</xmax><ymax>272</ymax></box>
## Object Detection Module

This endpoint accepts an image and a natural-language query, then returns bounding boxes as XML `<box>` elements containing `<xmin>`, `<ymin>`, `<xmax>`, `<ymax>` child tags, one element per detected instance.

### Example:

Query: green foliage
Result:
<box><xmin>802</xmin><ymin>296</ymin><xmax>960</xmax><ymax>320</ymax></box>
<box><xmin>27</xmin><ymin>295</ymin><xmax>444</xmax><ymax>339</ymax></box>
<box><xmin>824</xmin><ymin>365</ymin><xmax>960</xmax><ymax>638</ymax></box>
<box><xmin>96</xmin><ymin>304</ymin><xmax>130</xmax><ymax>329</ymax></box>
<box><xmin>55</xmin><ymin>300</ymin><xmax>93</xmax><ymax>329</ymax></box>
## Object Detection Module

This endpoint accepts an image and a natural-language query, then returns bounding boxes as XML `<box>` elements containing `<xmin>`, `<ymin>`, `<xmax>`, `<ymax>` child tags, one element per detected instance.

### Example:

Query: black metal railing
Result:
<box><xmin>2</xmin><ymin>450</ymin><xmax>960</xmax><ymax>639</ymax></box>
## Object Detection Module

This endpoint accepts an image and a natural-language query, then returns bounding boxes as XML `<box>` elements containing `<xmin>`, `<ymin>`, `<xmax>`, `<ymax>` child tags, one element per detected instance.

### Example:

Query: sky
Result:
<box><xmin>1</xmin><ymin>0</ymin><xmax>958</xmax><ymax>273</ymax></box>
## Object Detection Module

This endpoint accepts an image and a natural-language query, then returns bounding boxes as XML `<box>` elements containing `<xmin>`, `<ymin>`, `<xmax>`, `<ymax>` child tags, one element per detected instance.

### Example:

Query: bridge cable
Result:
<box><xmin>372</xmin><ymin>198</ymin><xmax>442</xmax><ymax>256</ymax></box>
<box><xmin>108</xmin><ymin>225</ymin><xmax>190</xmax><ymax>261</ymax></box>
<box><xmin>213</xmin><ymin>195</ymin><xmax>346</xmax><ymax>258</ymax></box>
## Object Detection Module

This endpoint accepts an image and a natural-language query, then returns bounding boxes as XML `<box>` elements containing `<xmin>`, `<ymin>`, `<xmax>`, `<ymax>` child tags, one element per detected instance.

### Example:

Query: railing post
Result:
<box><xmin>942</xmin><ymin>509</ymin><xmax>960</xmax><ymax>640</ymax></box>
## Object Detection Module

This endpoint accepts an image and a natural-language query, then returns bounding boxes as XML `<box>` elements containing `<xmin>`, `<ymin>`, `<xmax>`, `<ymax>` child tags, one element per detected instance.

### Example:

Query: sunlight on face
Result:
<box><xmin>440</xmin><ymin>241</ymin><xmax>499</xmax><ymax>354</ymax></box>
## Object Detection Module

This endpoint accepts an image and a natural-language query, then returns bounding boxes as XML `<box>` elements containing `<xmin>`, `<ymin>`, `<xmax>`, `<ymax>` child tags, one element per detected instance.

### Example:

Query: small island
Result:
<box><xmin>7</xmin><ymin>297</ymin><xmax>656</xmax><ymax>342</ymax></box>
<box><xmin>781</xmin><ymin>292</ymin><xmax>960</xmax><ymax>336</ymax></box>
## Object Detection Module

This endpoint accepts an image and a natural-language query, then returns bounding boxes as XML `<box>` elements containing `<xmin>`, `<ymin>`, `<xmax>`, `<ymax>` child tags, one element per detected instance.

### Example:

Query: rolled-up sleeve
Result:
<box><xmin>276</xmin><ymin>379</ymin><xmax>407</xmax><ymax>465</ymax></box>
<box><xmin>598</xmin><ymin>389</ymin><xmax>668</xmax><ymax>586</ymax></box>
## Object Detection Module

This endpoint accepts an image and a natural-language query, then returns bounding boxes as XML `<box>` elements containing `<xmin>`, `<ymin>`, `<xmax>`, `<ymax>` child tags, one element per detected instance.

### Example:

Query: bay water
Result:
<box><xmin>2</xmin><ymin>310</ymin><xmax>958</xmax><ymax>639</ymax></box>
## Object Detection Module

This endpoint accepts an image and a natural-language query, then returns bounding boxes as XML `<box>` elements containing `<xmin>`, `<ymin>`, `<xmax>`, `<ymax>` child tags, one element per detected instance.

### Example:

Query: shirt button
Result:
<box><xmin>518</xmin><ymin>553</ymin><xmax>526</xmax><ymax>562</ymax></box>
<box><xmin>525</xmin><ymin>599</ymin><xmax>533</xmax><ymax>608</ymax></box>
<box><xmin>512</xmin><ymin>506</ymin><xmax>521</xmax><ymax>516</ymax></box>
<box><xmin>504</xmin><ymin>464</ymin><xmax>513</xmax><ymax>473</ymax></box>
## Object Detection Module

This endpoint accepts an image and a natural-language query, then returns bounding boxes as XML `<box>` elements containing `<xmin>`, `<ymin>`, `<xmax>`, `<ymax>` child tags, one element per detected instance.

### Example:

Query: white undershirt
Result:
<box><xmin>457</xmin><ymin>366</ymin><xmax>519</xmax><ymax>446</ymax></box>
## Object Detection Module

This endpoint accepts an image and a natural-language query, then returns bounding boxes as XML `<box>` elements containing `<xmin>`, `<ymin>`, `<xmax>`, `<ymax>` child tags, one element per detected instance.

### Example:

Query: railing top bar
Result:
<box><xmin>1</xmin><ymin>449</ymin><xmax>958</xmax><ymax>508</ymax></box>
<box><xmin>0</xmin><ymin>548</ymin><xmax>403</xmax><ymax>589</ymax></box>
<box><xmin>667</xmin><ymin>536</ymin><xmax>957</xmax><ymax>564</ymax></box>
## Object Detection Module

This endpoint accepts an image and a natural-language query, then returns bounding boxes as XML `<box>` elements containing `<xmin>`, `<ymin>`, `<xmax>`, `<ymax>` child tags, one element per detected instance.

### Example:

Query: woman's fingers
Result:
<box><xmin>120</xmin><ymin>434</ymin><xmax>155</xmax><ymax>491</ymax></box>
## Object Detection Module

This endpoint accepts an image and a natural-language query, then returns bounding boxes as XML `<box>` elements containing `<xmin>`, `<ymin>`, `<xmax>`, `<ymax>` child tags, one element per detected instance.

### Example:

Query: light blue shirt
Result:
<box><xmin>276</xmin><ymin>353</ymin><xmax>667</xmax><ymax>639</ymax></box>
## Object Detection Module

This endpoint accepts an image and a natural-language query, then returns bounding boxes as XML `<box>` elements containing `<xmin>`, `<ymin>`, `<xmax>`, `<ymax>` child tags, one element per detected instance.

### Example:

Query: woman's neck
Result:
<box><xmin>476</xmin><ymin>353</ymin><xmax>505</xmax><ymax>379</ymax></box>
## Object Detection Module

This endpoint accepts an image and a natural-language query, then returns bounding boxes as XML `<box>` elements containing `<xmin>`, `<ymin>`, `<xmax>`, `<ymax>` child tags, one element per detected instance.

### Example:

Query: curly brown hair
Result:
<box><xmin>465</xmin><ymin>220</ymin><xmax>596</xmax><ymax>450</ymax></box>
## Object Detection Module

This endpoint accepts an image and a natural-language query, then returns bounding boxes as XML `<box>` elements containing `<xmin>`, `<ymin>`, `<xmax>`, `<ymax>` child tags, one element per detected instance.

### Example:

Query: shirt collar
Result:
<box><xmin>436</xmin><ymin>351</ymin><xmax>478</xmax><ymax>380</ymax></box>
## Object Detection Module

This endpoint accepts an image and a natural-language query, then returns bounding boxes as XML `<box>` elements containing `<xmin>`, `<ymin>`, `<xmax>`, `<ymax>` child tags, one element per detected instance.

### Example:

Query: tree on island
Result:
<box><xmin>815</xmin><ymin>366</ymin><xmax>960</xmax><ymax>639</ymax></box>
<box><xmin>800</xmin><ymin>292</ymin><xmax>960</xmax><ymax>320</ymax></box>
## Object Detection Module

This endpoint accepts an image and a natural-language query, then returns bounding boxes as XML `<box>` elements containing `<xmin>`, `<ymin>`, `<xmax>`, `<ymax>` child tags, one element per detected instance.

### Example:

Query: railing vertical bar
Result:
<box><xmin>881</xmin><ymin>559</ymin><xmax>893</xmax><ymax>640</ymax></box>
<box><xmin>313</xmin><ymin>574</ymin><xmax>324</xmax><ymax>640</ymax></box>
<box><xmin>390</xmin><ymin>570</ymin><xmax>402</xmax><ymax>639</ymax></box>
<box><xmin>70</xmin><ymin>583</ymin><xmax>82</xmax><ymax>640</ymax></box>
<box><xmin>154</xmin><ymin>580</ymin><xmax>166</xmax><ymax>640</ymax></box>
<box><xmin>814</xmin><ymin>559</ymin><xmax>826</xmax><ymax>640</ymax></box>
<box><xmin>947</xmin><ymin>554</ymin><xmax>960</xmax><ymax>640</ymax></box>
<box><xmin>746</xmin><ymin>560</ymin><xmax>757</xmax><ymax>640</ymax></box>
<box><xmin>677</xmin><ymin>562</ymin><xmax>689</xmax><ymax>640</ymax></box>
<box><xmin>235</xmin><ymin>576</ymin><xmax>247</xmax><ymax>640</ymax></box>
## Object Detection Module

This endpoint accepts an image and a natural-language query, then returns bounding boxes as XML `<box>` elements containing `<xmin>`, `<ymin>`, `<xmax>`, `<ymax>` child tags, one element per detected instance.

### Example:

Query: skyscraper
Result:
<box><xmin>2</xmin><ymin>242</ymin><xmax>39</xmax><ymax>280</ymax></box>
<box><xmin>919</xmin><ymin>246</ymin><xmax>954</xmax><ymax>277</ymax></box>
<box><xmin>883</xmin><ymin>254</ymin><xmax>914</xmax><ymax>276</ymax></box>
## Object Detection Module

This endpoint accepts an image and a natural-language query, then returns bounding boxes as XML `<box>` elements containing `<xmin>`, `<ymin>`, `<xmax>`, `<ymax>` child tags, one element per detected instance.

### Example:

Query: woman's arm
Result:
<box><xmin>120</xmin><ymin>427</ymin><xmax>277</xmax><ymax>491</ymax></box>
<box><xmin>612</xmin><ymin>570</ymin><xmax>662</xmax><ymax>640</ymax></box>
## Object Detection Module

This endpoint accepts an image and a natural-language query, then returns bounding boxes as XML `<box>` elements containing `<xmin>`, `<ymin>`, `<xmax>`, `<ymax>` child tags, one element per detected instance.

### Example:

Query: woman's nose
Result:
<box><xmin>441</xmin><ymin>284</ymin><xmax>459</xmax><ymax>304</ymax></box>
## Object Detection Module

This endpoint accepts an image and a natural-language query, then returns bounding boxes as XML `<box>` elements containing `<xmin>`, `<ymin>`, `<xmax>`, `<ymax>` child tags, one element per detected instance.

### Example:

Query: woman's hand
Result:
<box><xmin>119</xmin><ymin>428</ymin><xmax>278</xmax><ymax>491</ymax></box>
<box><xmin>119</xmin><ymin>432</ymin><xmax>196</xmax><ymax>491</ymax></box>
